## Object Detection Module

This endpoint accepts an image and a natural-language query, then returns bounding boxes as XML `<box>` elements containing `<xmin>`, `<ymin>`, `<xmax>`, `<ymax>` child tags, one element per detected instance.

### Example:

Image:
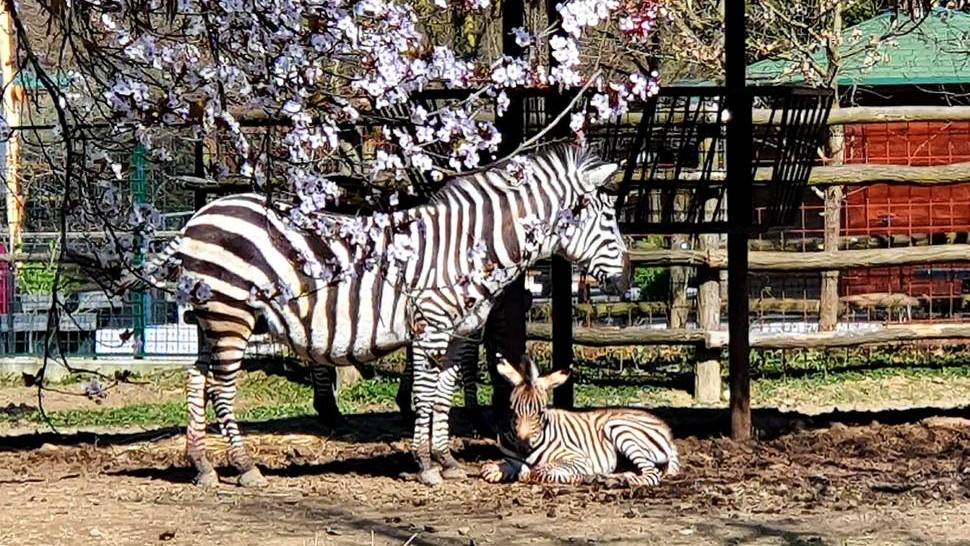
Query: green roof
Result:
<box><xmin>747</xmin><ymin>9</ymin><xmax>970</xmax><ymax>87</ymax></box>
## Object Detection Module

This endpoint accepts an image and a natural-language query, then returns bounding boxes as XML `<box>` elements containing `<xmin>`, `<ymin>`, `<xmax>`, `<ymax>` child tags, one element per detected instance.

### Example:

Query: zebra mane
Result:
<box><xmin>428</xmin><ymin>142</ymin><xmax>605</xmax><ymax>205</ymax></box>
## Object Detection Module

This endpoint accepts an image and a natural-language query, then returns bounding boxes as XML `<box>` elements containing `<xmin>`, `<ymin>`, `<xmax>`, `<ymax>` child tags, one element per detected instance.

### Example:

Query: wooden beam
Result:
<box><xmin>630</xmin><ymin>244</ymin><xmax>970</xmax><ymax>271</ymax></box>
<box><xmin>823</xmin><ymin>105</ymin><xmax>970</xmax><ymax>125</ymax></box>
<box><xmin>751</xmin><ymin>324</ymin><xmax>970</xmax><ymax>350</ymax></box>
<box><xmin>230</xmin><ymin>103</ymin><xmax>970</xmax><ymax>129</ymax></box>
<box><xmin>526</xmin><ymin>323</ymin><xmax>709</xmax><ymax>346</ymax></box>
<box><xmin>783</xmin><ymin>162</ymin><xmax>970</xmax><ymax>186</ymax></box>
<box><xmin>527</xmin><ymin>323</ymin><xmax>970</xmax><ymax>350</ymax></box>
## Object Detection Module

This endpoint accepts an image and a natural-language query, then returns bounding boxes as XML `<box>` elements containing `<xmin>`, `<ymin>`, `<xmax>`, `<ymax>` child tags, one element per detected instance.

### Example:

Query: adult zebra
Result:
<box><xmin>132</xmin><ymin>143</ymin><xmax>628</xmax><ymax>487</ymax></box>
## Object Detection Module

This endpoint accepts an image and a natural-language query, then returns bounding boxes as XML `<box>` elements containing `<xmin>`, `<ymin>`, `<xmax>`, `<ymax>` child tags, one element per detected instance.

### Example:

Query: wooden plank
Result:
<box><xmin>823</xmin><ymin>105</ymin><xmax>970</xmax><ymax>125</ymax></box>
<box><xmin>528</xmin><ymin>323</ymin><xmax>970</xmax><ymax>350</ymax></box>
<box><xmin>780</xmin><ymin>162</ymin><xmax>970</xmax><ymax>187</ymax></box>
<box><xmin>630</xmin><ymin>244</ymin><xmax>970</xmax><ymax>271</ymax></box>
<box><xmin>750</xmin><ymin>324</ymin><xmax>970</xmax><ymax>350</ymax></box>
<box><xmin>526</xmin><ymin>323</ymin><xmax>708</xmax><ymax>346</ymax></box>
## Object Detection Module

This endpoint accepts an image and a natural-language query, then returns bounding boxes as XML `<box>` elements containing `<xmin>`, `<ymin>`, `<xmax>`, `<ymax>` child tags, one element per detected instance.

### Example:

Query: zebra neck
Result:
<box><xmin>400</xmin><ymin>199</ymin><xmax>556</xmax><ymax>293</ymax></box>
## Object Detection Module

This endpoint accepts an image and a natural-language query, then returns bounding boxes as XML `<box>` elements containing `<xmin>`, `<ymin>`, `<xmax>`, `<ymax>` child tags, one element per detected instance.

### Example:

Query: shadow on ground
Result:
<box><xmin>2</xmin><ymin>403</ymin><xmax>968</xmax><ymax>452</ymax></box>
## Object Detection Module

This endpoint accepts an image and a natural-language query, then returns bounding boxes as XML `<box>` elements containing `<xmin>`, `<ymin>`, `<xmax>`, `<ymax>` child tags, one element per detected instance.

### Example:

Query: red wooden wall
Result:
<box><xmin>841</xmin><ymin>121</ymin><xmax>970</xmax><ymax>301</ymax></box>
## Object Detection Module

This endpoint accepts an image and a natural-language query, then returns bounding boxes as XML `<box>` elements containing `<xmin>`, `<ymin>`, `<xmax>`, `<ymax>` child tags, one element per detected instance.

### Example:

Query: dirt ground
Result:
<box><xmin>1</xmin><ymin>409</ymin><xmax>970</xmax><ymax>546</ymax></box>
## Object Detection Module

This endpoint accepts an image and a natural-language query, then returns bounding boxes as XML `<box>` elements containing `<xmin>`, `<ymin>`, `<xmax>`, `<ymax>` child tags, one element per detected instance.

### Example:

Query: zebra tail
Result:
<box><xmin>114</xmin><ymin>238</ymin><xmax>181</xmax><ymax>296</ymax></box>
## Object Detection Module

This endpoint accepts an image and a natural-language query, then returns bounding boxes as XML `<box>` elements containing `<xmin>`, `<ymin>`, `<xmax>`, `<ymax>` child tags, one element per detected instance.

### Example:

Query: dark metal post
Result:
<box><xmin>544</xmin><ymin>0</ymin><xmax>574</xmax><ymax>409</ymax></box>
<box><xmin>193</xmin><ymin>140</ymin><xmax>206</xmax><ymax>210</ymax></box>
<box><xmin>481</xmin><ymin>0</ymin><xmax>528</xmax><ymax>428</ymax></box>
<box><xmin>551</xmin><ymin>257</ymin><xmax>574</xmax><ymax>408</ymax></box>
<box><xmin>725</xmin><ymin>0</ymin><xmax>752</xmax><ymax>440</ymax></box>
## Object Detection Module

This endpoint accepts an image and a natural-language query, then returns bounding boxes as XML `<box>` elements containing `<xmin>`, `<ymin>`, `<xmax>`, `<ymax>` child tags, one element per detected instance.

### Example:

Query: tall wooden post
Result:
<box><xmin>819</xmin><ymin>4</ymin><xmax>844</xmax><ymax>332</ymax></box>
<box><xmin>695</xmin><ymin>200</ymin><xmax>722</xmax><ymax>404</ymax></box>
<box><xmin>819</xmin><ymin>183</ymin><xmax>843</xmax><ymax>330</ymax></box>
<box><xmin>725</xmin><ymin>0</ymin><xmax>752</xmax><ymax>441</ymax></box>
<box><xmin>670</xmin><ymin>234</ymin><xmax>690</xmax><ymax>329</ymax></box>
<box><xmin>0</xmin><ymin>6</ymin><xmax>23</xmax><ymax>253</ymax></box>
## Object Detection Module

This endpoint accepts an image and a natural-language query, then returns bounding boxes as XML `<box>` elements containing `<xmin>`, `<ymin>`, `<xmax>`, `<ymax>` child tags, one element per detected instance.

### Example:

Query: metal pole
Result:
<box><xmin>545</xmin><ymin>0</ymin><xmax>574</xmax><ymax>409</ymax></box>
<box><xmin>725</xmin><ymin>0</ymin><xmax>752</xmax><ymax>440</ymax></box>
<box><xmin>131</xmin><ymin>144</ymin><xmax>148</xmax><ymax>359</ymax></box>
<box><xmin>481</xmin><ymin>0</ymin><xmax>528</xmax><ymax>428</ymax></box>
<box><xmin>193</xmin><ymin>140</ymin><xmax>206</xmax><ymax>210</ymax></box>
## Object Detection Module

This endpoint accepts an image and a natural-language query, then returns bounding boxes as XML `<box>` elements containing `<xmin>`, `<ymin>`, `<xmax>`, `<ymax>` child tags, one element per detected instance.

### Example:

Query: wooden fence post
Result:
<box><xmin>670</xmin><ymin>234</ymin><xmax>689</xmax><ymax>329</ymax></box>
<box><xmin>820</xmin><ymin>119</ymin><xmax>845</xmax><ymax>331</ymax></box>
<box><xmin>695</xmin><ymin>218</ymin><xmax>722</xmax><ymax>403</ymax></box>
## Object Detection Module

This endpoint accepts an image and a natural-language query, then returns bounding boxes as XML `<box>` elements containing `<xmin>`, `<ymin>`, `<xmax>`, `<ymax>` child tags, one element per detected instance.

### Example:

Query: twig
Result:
<box><xmin>492</xmin><ymin>73</ymin><xmax>601</xmax><ymax>165</ymax></box>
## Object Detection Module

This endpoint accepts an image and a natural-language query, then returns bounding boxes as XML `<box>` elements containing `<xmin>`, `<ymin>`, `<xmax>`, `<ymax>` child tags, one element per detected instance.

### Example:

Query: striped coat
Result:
<box><xmin>132</xmin><ymin>144</ymin><xmax>628</xmax><ymax>487</ymax></box>
<box><xmin>482</xmin><ymin>356</ymin><xmax>679</xmax><ymax>487</ymax></box>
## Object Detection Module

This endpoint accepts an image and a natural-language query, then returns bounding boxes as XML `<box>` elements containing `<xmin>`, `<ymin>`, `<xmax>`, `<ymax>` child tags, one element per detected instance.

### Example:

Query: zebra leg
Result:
<box><xmin>453</xmin><ymin>336</ymin><xmax>491</xmax><ymax>437</ymax></box>
<box><xmin>207</xmin><ymin>331</ymin><xmax>267</xmax><ymax>488</ymax></box>
<box><xmin>411</xmin><ymin>340</ymin><xmax>445</xmax><ymax>486</ymax></box>
<box><xmin>609</xmin><ymin>424</ymin><xmax>667</xmax><ymax>487</ymax></box>
<box><xmin>430</xmin><ymin>364</ymin><xmax>465</xmax><ymax>479</ymax></box>
<box><xmin>186</xmin><ymin>362</ymin><xmax>219</xmax><ymax>487</ymax></box>
<box><xmin>396</xmin><ymin>345</ymin><xmax>415</xmax><ymax>420</ymax></box>
<box><xmin>523</xmin><ymin>458</ymin><xmax>595</xmax><ymax>485</ymax></box>
<box><xmin>309</xmin><ymin>365</ymin><xmax>344</xmax><ymax>429</ymax></box>
<box><xmin>481</xmin><ymin>458</ymin><xmax>529</xmax><ymax>483</ymax></box>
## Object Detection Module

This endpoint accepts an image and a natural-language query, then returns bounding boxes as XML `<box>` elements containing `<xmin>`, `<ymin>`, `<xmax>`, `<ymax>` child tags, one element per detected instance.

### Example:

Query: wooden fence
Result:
<box><xmin>525</xmin><ymin>104</ymin><xmax>970</xmax><ymax>403</ymax></box>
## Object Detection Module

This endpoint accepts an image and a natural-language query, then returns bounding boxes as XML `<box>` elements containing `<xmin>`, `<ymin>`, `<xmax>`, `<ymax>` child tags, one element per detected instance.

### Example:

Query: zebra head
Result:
<box><xmin>551</xmin><ymin>147</ymin><xmax>630</xmax><ymax>295</ymax></box>
<box><xmin>495</xmin><ymin>354</ymin><xmax>569</xmax><ymax>452</ymax></box>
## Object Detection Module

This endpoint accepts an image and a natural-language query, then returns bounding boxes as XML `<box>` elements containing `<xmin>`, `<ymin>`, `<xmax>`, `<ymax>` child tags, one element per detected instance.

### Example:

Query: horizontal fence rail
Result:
<box><xmin>527</xmin><ymin>323</ymin><xmax>970</xmax><ymax>350</ymax></box>
<box><xmin>630</xmin><ymin>244</ymin><xmax>970</xmax><ymax>270</ymax></box>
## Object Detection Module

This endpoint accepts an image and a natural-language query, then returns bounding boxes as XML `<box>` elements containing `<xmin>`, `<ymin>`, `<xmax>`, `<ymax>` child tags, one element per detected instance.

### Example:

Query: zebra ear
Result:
<box><xmin>496</xmin><ymin>355</ymin><xmax>525</xmax><ymax>387</ymax></box>
<box><xmin>538</xmin><ymin>370</ymin><xmax>570</xmax><ymax>391</ymax></box>
<box><xmin>583</xmin><ymin>162</ymin><xmax>619</xmax><ymax>190</ymax></box>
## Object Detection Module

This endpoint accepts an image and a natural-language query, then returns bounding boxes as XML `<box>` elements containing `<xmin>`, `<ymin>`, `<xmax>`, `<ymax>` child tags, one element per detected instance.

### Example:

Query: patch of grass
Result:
<box><xmin>0</xmin><ymin>402</ymin><xmax>187</xmax><ymax>428</ymax></box>
<box><xmin>337</xmin><ymin>378</ymin><xmax>399</xmax><ymax>413</ymax></box>
<box><xmin>753</xmin><ymin>365</ymin><xmax>970</xmax><ymax>408</ymax></box>
<box><xmin>5</xmin><ymin>359</ymin><xmax>970</xmax><ymax>429</ymax></box>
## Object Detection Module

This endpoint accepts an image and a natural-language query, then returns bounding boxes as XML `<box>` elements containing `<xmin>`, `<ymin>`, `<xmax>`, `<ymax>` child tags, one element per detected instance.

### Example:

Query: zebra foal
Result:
<box><xmin>129</xmin><ymin>144</ymin><xmax>629</xmax><ymax>487</ymax></box>
<box><xmin>481</xmin><ymin>356</ymin><xmax>680</xmax><ymax>487</ymax></box>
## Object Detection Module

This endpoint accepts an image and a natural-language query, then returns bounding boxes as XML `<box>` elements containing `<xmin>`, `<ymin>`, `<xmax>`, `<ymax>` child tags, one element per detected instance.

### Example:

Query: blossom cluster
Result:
<box><xmin>9</xmin><ymin>0</ymin><xmax>660</xmax><ymax>290</ymax></box>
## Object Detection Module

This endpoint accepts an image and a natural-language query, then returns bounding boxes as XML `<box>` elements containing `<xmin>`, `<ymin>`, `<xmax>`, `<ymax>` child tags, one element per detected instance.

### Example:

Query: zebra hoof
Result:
<box><xmin>237</xmin><ymin>467</ymin><xmax>268</xmax><ymax>488</ymax></box>
<box><xmin>194</xmin><ymin>469</ymin><xmax>220</xmax><ymax>488</ymax></box>
<box><xmin>440</xmin><ymin>465</ymin><xmax>467</xmax><ymax>480</ymax></box>
<box><xmin>417</xmin><ymin>468</ymin><xmax>443</xmax><ymax>487</ymax></box>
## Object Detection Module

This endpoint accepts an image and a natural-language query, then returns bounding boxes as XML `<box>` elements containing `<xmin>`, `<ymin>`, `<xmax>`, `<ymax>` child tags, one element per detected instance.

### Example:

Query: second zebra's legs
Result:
<box><xmin>206</xmin><ymin>328</ymin><xmax>267</xmax><ymax>488</ymax></box>
<box><xmin>410</xmin><ymin>339</ymin><xmax>445</xmax><ymax>486</ymax></box>
<box><xmin>453</xmin><ymin>336</ymin><xmax>491</xmax><ymax>437</ymax></box>
<box><xmin>430</xmin><ymin>364</ymin><xmax>464</xmax><ymax>479</ymax></box>
<box><xmin>186</xmin><ymin>361</ymin><xmax>219</xmax><ymax>487</ymax></box>
<box><xmin>308</xmin><ymin>365</ymin><xmax>343</xmax><ymax>429</ymax></box>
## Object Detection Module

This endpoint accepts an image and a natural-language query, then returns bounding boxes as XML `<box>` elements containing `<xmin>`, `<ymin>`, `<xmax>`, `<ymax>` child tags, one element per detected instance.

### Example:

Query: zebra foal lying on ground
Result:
<box><xmin>481</xmin><ymin>355</ymin><xmax>680</xmax><ymax>486</ymax></box>
<box><xmin>124</xmin><ymin>143</ymin><xmax>629</xmax><ymax>487</ymax></box>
